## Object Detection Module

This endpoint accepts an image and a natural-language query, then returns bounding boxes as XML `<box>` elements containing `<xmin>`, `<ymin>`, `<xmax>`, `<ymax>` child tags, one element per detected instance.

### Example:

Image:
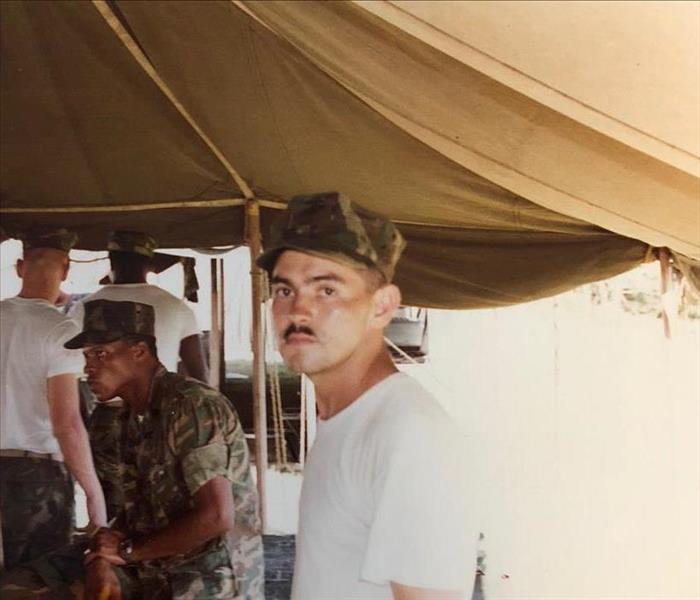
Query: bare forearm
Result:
<box><xmin>180</xmin><ymin>335</ymin><xmax>209</xmax><ymax>383</ymax></box>
<box><xmin>128</xmin><ymin>505</ymin><xmax>231</xmax><ymax>561</ymax></box>
<box><xmin>54</xmin><ymin>420</ymin><xmax>103</xmax><ymax>500</ymax></box>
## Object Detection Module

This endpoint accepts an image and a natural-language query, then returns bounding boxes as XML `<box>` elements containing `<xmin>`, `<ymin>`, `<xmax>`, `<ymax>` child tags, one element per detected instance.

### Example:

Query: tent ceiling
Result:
<box><xmin>1</xmin><ymin>1</ymin><xmax>697</xmax><ymax>308</ymax></box>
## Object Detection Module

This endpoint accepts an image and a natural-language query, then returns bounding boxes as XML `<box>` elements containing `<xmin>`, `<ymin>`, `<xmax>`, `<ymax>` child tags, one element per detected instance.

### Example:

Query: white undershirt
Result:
<box><xmin>0</xmin><ymin>297</ymin><xmax>83</xmax><ymax>454</ymax></box>
<box><xmin>292</xmin><ymin>372</ymin><xmax>477</xmax><ymax>600</ymax></box>
<box><xmin>70</xmin><ymin>283</ymin><xmax>200</xmax><ymax>372</ymax></box>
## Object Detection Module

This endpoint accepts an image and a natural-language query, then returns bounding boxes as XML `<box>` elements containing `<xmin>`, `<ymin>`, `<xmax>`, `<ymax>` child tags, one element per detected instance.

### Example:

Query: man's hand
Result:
<box><xmin>85</xmin><ymin>528</ymin><xmax>126</xmax><ymax>567</ymax></box>
<box><xmin>85</xmin><ymin>558</ymin><xmax>121</xmax><ymax>600</ymax></box>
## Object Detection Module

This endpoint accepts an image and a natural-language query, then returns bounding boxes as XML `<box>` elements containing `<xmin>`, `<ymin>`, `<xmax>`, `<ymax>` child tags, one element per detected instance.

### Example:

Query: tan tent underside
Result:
<box><xmin>1</xmin><ymin>1</ymin><xmax>696</xmax><ymax>308</ymax></box>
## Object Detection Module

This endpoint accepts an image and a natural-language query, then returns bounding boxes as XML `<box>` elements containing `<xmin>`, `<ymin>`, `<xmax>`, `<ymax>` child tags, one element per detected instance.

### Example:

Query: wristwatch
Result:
<box><xmin>118</xmin><ymin>538</ymin><xmax>135</xmax><ymax>563</ymax></box>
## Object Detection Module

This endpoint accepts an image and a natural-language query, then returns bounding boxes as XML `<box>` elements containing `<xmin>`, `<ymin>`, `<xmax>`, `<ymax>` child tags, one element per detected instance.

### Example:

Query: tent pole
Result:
<box><xmin>209</xmin><ymin>258</ymin><xmax>222</xmax><ymax>390</ymax></box>
<box><xmin>218</xmin><ymin>259</ymin><xmax>226</xmax><ymax>386</ymax></box>
<box><xmin>247</xmin><ymin>200</ymin><xmax>268</xmax><ymax>531</ymax></box>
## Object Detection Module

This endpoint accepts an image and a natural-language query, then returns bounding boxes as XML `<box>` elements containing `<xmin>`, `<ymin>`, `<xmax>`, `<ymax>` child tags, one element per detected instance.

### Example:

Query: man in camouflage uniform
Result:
<box><xmin>0</xmin><ymin>299</ymin><xmax>263</xmax><ymax>599</ymax></box>
<box><xmin>70</xmin><ymin>230</ymin><xmax>209</xmax><ymax>521</ymax></box>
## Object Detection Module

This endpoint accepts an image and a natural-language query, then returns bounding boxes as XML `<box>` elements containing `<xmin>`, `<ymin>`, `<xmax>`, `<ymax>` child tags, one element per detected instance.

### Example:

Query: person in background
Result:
<box><xmin>70</xmin><ymin>230</ymin><xmax>209</xmax><ymax>520</ymax></box>
<box><xmin>69</xmin><ymin>230</ymin><xmax>207</xmax><ymax>381</ymax></box>
<box><xmin>258</xmin><ymin>193</ymin><xmax>477</xmax><ymax>600</ymax></box>
<box><xmin>0</xmin><ymin>228</ymin><xmax>107</xmax><ymax>569</ymax></box>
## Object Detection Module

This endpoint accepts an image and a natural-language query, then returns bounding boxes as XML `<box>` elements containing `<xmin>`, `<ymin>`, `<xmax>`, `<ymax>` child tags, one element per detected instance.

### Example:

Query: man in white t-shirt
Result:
<box><xmin>0</xmin><ymin>228</ymin><xmax>107</xmax><ymax>569</ymax></box>
<box><xmin>257</xmin><ymin>193</ymin><xmax>477</xmax><ymax>600</ymax></box>
<box><xmin>69</xmin><ymin>230</ymin><xmax>208</xmax><ymax>519</ymax></box>
<box><xmin>70</xmin><ymin>230</ymin><xmax>207</xmax><ymax>378</ymax></box>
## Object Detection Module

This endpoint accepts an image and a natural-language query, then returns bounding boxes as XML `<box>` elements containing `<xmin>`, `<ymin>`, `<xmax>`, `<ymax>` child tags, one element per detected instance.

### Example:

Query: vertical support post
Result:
<box><xmin>218</xmin><ymin>259</ymin><xmax>226</xmax><ymax>386</ymax></box>
<box><xmin>247</xmin><ymin>199</ymin><xmax>268</xmax><ymax>531</ymax></box>
<box><xmin>209</xmin><ymin>258</ymin><xmax>222</xmax><ymax>390</ymax></box>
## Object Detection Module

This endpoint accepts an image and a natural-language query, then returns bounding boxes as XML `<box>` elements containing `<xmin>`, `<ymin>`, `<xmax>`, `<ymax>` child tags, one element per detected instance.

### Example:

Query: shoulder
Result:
<box><xmin>374</xmin><ymin>374</ymin><xmax>450</xmax><ymax>425</ymax></box>
<box><xmin>368</xmin><ymin>374</ymin><xmax>458</xmax><ymax>450</ymax></box>
<box><xmin>140</xmin><ymin>286</ymin><xmax>194</xmax><ymax>316</ymax></box>
<box><xmin>20</xmin><ymin>300</ymin><xmax>81</xmax><ymax>335</ymax></box>
<box><xmin>155</xmin><ymin>372</ymin><xmax>233</xmax><ymax>417</ymax></box>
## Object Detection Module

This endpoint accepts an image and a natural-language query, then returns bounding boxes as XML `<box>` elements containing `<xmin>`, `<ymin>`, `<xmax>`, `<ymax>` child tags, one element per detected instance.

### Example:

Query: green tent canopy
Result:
<box><xmin>1</xmin><ymin>1</ymin><xmax>698</xmax><ymax>308</ymax></box>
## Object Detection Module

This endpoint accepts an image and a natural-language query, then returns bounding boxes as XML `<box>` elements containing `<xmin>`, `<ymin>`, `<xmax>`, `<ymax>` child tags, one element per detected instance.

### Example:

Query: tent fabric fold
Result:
<box><xmin>1</xmin><ymin>0</ymin><xmax>697</xmax><ymax>308</ymax></box>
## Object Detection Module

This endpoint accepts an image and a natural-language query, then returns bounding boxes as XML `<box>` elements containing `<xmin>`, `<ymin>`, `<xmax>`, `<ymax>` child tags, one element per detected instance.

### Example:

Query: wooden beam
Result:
<box><xmin>209</xmin><ymin>258</ymin><xmax>222</xmax><ymax>390</ymax></box>
<box><xmin>247</xmin><ymin>200</ymin><xmax>268</xmax><ymax>530</ymax></box>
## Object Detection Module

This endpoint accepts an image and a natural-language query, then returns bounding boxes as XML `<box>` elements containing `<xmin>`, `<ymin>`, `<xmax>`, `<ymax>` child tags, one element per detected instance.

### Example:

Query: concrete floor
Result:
<box><xmin>263</xmin><ymin>535</ymin><xmax>295</xmax><ymax>600</ymax></box>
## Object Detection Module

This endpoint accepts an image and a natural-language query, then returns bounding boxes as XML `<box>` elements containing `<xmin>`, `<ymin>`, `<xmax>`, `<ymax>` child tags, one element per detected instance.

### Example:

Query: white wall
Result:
<box><xmin>404</xmin><ymin>284</ymin><xmax>699</xmax><ymax>600</ymax></box>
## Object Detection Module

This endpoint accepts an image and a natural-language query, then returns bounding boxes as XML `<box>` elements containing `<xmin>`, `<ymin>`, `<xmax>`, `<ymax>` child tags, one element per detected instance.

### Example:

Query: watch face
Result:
<box><xmin>120</xmin><ymin>539</ymin><xmax>134</xmax><ymax>561</ymax></box>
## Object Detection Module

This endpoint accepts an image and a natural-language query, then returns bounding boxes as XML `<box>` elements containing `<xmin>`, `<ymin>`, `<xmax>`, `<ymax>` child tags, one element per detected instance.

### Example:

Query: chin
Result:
<box><xmin>90</xmin><ymin>385</ymin><xmax>114</xmax><ymax>403</ymax></box>
<box><xmin>281</xmin><ymin>351</ymin><xmax>321</xmax><ymax>375</ymax></box>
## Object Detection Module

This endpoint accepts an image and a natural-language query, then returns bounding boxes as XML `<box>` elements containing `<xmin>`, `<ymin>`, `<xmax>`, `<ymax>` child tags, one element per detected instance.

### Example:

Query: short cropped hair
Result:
<box><xmin>358</xmin><ymin>266</ymin><xmax>387</xmax><ymax>293</ymax></box>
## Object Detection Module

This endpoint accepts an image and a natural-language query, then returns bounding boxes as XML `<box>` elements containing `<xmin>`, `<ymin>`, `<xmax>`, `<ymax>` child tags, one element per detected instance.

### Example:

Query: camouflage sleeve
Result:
<box><xmin>167</xmin><ymin>389</ymin><xmax>240</xmax><ymax>496</ymax></box>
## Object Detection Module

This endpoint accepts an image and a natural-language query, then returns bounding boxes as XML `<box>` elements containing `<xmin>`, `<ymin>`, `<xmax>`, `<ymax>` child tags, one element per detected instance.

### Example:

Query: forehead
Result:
<box><xmin>272</xmin><ymin>250</ymin><xmax>366</xmax><ymax>283</ymax></box>
<box><xmin>83</xmin><ymin>340</ymin><xmax>124</xmax><ymax>352</ymax></box>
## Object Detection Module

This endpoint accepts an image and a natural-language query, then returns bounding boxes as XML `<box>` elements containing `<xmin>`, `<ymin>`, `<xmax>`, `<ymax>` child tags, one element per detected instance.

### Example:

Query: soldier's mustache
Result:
<box><xmin>283</xmin><ymin>324</ymin><xmax>315</xmax><ymax>340</ymax></box>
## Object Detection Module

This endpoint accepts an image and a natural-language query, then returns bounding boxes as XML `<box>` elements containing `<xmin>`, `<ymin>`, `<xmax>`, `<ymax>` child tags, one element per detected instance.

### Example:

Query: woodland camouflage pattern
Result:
<box><xmin>88</xmin><ymin>403</ymin><xmax>124</xmax><ymax>521</ymax></box>
<box><xmin>256</xmin><ymin>191</ymin><xmax>406</xmax><ymax>282</ymax></box>
<box><xmin>64</xmin><ymin>299</ymin><xmax>156</xmax><ymax>349</ymax></box>
<box><xmin>118</xmin><ymin>366</ymin><xmax>264</xmax><ymax>598</ymax></box>
<box><xmin>0</xmin><ymin>367</ymin><xmax>263</xmax><ymax>599</ymax></box>
<box><xmin>0</xmin><ymin>457</ymin><xmax>74</xmax><ymax>569</ymax></box>
<box><xmin>107</xmin><ymin>230</ymin><xmax>158</xmax><ymax>258</ymax></box>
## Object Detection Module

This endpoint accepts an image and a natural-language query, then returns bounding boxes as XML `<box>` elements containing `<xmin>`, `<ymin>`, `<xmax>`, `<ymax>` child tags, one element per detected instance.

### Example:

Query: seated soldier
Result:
<box><xmin>0</xmin><ymin>299</ymin><xmax>264</xmax><ymax>600</ymax></box>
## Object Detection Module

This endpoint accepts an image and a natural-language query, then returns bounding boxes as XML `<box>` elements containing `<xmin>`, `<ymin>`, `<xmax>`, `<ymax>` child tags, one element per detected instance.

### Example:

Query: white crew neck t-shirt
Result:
<box><xmin>1</xmin><ymin>297</ymin><xmax>84</xmax><ymax>454</ymax></box>
<box><xmin>292</xmin><ymin>372</ymin><xmax>476</xmax><ymax>600</ymax></box>
<box><xmin>70</xmin><ymin>283</ymin><xmax>200</xmax><ymax>372</ymax></box>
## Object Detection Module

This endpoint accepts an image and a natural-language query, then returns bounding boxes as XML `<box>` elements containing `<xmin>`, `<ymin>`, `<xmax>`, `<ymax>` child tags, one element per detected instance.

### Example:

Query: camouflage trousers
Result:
<box><xmin>0</xmin><ymin>537</ymin><xmax>239</xmax><ymax>600</ymax></box>
<box><xmin>0</xmin><ymin>456</ymin><xmax>75</xmax><ymax>570</ymax></box>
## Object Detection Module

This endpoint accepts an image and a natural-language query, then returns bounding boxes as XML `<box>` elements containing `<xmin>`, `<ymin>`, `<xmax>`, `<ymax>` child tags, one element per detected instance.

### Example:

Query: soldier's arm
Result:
<box><xmin>179</xmin><ymin>333</ymin><xmax>209</xmax><ymax>383</ymax></box>
<box><xmin>132</xmin><ymin>475</ymin><xmax>234</xmax><ymax>561</ymax></box>
<box><xmin>89</xmin><ymin>476</ymin><xmax>234</xmax><ymax>564</ymax></box>
<box><xmin>48</xmin><ymin>373</ymin><xmax>107</xmax><ymax>530</ymax></box>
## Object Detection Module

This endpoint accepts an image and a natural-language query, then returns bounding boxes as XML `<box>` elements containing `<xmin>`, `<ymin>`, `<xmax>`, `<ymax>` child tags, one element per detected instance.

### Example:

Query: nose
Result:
<box><xmin>84</xmin><ymin>359</ymin><xmax>96</xmax><ymax>376</ymax></box>
<box><xmin>289</xmin><ymin>291</ymin><xmax>312</xmax><ymax>322</ymax></box>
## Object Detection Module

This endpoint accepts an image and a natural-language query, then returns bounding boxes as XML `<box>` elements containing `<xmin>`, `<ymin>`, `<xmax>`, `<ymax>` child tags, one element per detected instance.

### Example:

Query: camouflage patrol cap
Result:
<box><xmin>64</xmin><ymin>299</ymin><xmax>155</xmax><ymax>349</ymax></box>
<box><xmin>107</xmin><ymin>230</ymin><xmax>157</xmax><ymax>258</ymax></box>
<box><xmin>19</xmin><ymin>227</ymin><xmax>78</xmax><ymax>253</ymax></box>
<box><xmin>256</xmin><ymin>192</ymin><xmax>406</xmax><ymax>282</ymax></box>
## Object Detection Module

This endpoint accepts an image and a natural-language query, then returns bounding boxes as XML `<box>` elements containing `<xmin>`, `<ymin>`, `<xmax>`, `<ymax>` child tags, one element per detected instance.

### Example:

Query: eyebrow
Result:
<box><xmin>270</xmin><ymin>273</ymin><xmax>346</xmax><ymax>286</ymax></box>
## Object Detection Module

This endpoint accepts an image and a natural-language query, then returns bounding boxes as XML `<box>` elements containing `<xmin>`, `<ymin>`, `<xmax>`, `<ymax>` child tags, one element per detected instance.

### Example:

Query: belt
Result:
<box><xmin>0</xmin><ymin>449</ymin><xmax>62</xmax><ymax>461</ymax></box>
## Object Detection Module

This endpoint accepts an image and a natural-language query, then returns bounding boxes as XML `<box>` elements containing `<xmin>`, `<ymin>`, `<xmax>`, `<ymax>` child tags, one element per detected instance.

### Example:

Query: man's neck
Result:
<box><xmin>111</xmin><ymin>276</ymin><xmax>147</xmax><ymax>285</ymax></box>
<box><xmin>310</xmin><ymin>342</ymin><xmax>398</xmax><ymax>420</ymax></box>
<box><xmin>18</xmin><ymin>283</ymin><xmax>59</xmax><ymax>303</ymax></box>
<box><xmin>119</xmin><ymin>362</ymin><xmax>160</xmax><ymax>414</ymax></box>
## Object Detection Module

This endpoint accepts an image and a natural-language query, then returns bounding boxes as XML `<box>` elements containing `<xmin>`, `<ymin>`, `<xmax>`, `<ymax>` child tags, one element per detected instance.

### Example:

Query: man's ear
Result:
<box><xmin>60</xmin><ymin>257</ymin><xmax>69</xmax><ymax>282</ymax></box>
<box><xmin>15</xmin><ymin>259</ymin><xmax>24</xmax><ymax>279</ymax></box>
<box><xmin>370</xmin><ymin>284</ymin><xmax>401</xmax><ymax>329</ymax></box>
<box><xmin>130</xmin><ymin>341</ymin><xmax>149</xmax><ymax>362</ymax></box>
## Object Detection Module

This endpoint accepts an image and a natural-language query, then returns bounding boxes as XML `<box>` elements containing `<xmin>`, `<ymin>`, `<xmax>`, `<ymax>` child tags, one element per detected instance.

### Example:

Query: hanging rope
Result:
<box><xmin>267</xmin><ymin>361</ymin><xmax>291</xmax><ymax>471</ymax></box>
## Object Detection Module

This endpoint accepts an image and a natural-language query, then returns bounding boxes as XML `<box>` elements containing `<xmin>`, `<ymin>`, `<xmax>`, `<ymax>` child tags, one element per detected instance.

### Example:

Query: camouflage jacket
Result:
<box><xmin>116</xmin><ymin>366</ymin><xmax>264</xmax><ymax>597</ymax></box>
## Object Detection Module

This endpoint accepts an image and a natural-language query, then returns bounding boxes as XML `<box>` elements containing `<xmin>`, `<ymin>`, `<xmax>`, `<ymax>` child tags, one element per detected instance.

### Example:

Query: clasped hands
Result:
<box><xmin>84</xmin><ymin>527</ymin><xmax>127</xmax><ymax>567</ymax></box>
<box><xmin>83</xmin><ymin>528</ymin><xmax>126</xmax><ymax>600</ymax></box>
